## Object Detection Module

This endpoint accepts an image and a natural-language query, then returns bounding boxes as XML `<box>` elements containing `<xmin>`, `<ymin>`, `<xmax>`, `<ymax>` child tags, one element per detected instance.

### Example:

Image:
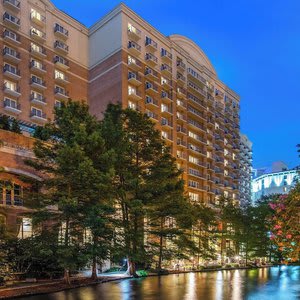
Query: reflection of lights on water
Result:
<box><xmin>184</xmin><ymin>273</ymin><xmax>196</xmax><ymax>300</ymax></box>
<box><xmin>232</xmin><ymin>270</ymin><xmax>242</xmax><ymax>300</ymax></box>
<box><xmin>215</xmin><ymin>271</ymin><xmax>223</xmax><ymax>300</ymax></box>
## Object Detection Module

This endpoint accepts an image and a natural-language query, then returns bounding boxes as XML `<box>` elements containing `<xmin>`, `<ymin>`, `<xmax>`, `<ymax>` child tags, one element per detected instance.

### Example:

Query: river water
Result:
<box><xmin>20</xmin><ymin>266</ymin><xmax>300</xmax><ymax>300</ymax></box>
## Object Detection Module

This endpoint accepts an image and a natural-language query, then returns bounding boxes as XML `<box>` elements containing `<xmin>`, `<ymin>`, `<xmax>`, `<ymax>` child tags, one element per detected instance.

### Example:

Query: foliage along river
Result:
<box><xmin>19</xmin><ymin>266</ymin><xmax>300</xmax><ymax>300</ymax></box>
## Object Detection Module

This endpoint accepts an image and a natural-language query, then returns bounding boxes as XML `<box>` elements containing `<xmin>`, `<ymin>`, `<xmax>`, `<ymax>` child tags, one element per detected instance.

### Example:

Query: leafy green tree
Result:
<box><xmin>26</xmin><ymin>100</ymin><xmax>114</xmax><ymax>283</ymax></box>
<box><xmin>144</xmin><ymin>150</ymin><xmax>192</xmax><ymax>271</ymax></box>
<box><xmin>10</xmin><ymin>119</ymin><xmax>21</xmax><ymax>134</ymax></box>
<box><xmin>102</xmin><ymin>104</ymin><xmax>187</xmax><ymax>276</ymax></box>
<box><xmin>0</xmin><ymin>115</ymin><xmax>10</xmax><ymax>131</ymax></box>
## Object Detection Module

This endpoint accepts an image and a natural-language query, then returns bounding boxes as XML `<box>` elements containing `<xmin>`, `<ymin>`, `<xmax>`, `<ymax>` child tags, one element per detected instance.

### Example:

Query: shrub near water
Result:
<box><xmin>136</xmin><ymin>270</ymin><xmax>148</xmax><ymax>277</ymax></box>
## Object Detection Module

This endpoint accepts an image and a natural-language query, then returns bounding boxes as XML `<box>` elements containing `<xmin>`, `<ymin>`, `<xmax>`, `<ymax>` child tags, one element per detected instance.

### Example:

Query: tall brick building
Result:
<box><xmin>0</xmin><ymin>0</ymin><xmax>241</xmax><ymax>234</ymax></box>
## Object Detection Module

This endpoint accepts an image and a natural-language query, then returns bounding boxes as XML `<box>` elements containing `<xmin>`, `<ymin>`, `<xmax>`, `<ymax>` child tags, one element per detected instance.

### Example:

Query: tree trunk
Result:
<box><xmin>126</xmin><ymin>258</ymin><xmax>139</xmax><ymax>277</ymax></box>
<box><xmin>91</xmin><ymin>256</ymin><xmax>98</xmax><ymax>280</ymax></box>
<box><xmin>158</xmin><ymin>218</ymin><xmax>164</xmax><ymax>271</ymax></box>
<box><xmin>64</xmin><ymin>268</ymin><xmax>71</xmax><ymax>285</ymax></box>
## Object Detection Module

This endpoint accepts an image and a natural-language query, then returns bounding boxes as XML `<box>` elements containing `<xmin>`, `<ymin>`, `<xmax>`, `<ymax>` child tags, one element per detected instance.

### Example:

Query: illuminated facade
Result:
<box><xmin>0</xmin><ymin>0</ymin><xmax>242</xmax><ymax>236</ymax></box>
<box><xmin>239</xmin><ymin>134</ymin><xmax>252</xmax><ymax>206</ymax></box>
<box><xmin>251</xmin><ymin>169</ymin><xmax>298</xmax><ymax>203</ymax></box>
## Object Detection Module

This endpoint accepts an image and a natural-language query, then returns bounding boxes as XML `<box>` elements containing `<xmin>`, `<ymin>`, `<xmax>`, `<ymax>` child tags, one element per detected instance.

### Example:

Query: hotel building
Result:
<box><xmin>0</xmin><ymin>0</ymin><xmax>241</xmax><ymax>233</ymax></box>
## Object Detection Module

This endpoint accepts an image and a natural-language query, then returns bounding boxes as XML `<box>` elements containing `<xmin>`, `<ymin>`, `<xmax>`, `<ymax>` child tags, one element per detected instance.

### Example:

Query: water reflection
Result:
<box><xmin>20</xmin><ymin>266</ymin><xmax>300</xmax><ymax>300</ymax></box>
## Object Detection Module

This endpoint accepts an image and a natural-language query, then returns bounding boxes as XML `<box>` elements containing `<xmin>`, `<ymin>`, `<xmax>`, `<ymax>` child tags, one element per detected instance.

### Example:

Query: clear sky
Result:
<box><xmin>52</xmin><ymin>0</ymin><xmax>300</xmax><ymax>169</ymax></box>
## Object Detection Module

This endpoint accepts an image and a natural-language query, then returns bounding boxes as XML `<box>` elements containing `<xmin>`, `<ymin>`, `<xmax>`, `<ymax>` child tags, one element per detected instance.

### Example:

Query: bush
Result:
<box><xmin>137</xmin><ymin>270</ymin><xmax>148</xmax><ymax>277</ymax></box>
<box><xmin>0</xmin><ymin>277</ymin><xmax>5</xmax><ymax>286</ymax></box>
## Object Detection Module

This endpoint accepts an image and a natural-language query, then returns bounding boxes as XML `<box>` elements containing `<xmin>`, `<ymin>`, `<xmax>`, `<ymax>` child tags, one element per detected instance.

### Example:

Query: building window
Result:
<box><xmin>55</xmin><ymin>100</ymin><xmax>61</xmax><ymax>108</ymax></box>
<box><xmin>189</xmin><ymin>192</ymin><xmax>199</xmax><ymax>202</ymax></box>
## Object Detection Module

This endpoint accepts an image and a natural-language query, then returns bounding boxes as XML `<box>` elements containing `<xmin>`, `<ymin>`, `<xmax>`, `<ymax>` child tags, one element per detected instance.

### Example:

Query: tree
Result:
<box><xmin>0</xmin><ymin>115</ymin><xmax>10</xmax><ymax>131</ymax></box>
<box><xmin>102</xmin><ymin>104</ymin><xmax>187</xmax><ymax>276</ymax></box>
<box><xmin>270</xmin><ymin>186</ymin><xmax>300</xmax><ymax>262</ymax></box>
<box><xmin>25</xmin><ymin>100</ymin><xmax>114</xmax><ymax>283</ymax></box>
<box><xmin>10</xmin><ymin>119</ymin><xmax>21</xmax><ymax>134</ymax></box>
<box><xmin>144</xmin><ymin>149</ymin><xmax>192</xmax><ymax>271</ymax></box>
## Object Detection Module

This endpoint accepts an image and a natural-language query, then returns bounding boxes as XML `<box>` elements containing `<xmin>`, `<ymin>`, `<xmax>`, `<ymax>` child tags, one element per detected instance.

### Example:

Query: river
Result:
<box><xmin>19</xmin><ymin>266</ymin><xmax>300</xmax><ymax>300</ymax></box>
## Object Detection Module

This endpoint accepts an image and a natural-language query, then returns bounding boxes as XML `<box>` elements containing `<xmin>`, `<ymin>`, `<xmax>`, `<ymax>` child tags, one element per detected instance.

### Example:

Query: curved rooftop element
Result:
<box><xmin>169</xmin><ymin>34</ymin><xmax>217</xmax><ymax>76</ymax></box>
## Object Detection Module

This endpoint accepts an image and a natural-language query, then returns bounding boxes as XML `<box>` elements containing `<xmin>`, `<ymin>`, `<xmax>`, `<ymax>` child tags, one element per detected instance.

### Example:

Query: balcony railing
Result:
<box><xmin>4</xmin><ymin>98</ymin><xmax>20</xmax><ymax>112</ymax></box>
<box><xmin>3</xmin><ymin>29</ymin><xmax>20</xmax><ymax>43</ymax></box>
<box><xmin>177</xmin><ymin>60</ymin><xmax>186</xmax><ymax>70</ymax></box>
<box><xmin>145</xmin><ymin>53</ymin><xmax>158</xmax><ymax>65</ymax></box>
<box><xmin>54</xmin><ymin>23</ymin><xmax>69</xmax><ymax>38</ymax></box>
<box><xmin>30</xmin><ymin>77</ymin><xmax>46</xmax><ymax>88</ymax></box>
<box><xmin>161</xmin><ymin>64</ymin><xmax>172</xmax><ymax>75</ymax></box>
<box><xmin>54</xmin><ymin>55</ymin><xmax>69</xmax><ymax>69</ymax></box>
<box><xmin>145</xmin><ymin>38</ymin><xmax>157</xmax><ymax>50</ymax></box>
<box><xmin>145</xmin><ymin>96</ymin><xmax>158</xmax><ymax>106</ymax></box>
<box><xmin>30</xmin><ymin>93</ymin><xmax>46</xmax><ymax>105</ymax></box>
<box><xmin>30</xmin><ymin>110</ymin><xmax>46</xmax><ymax>120</ymax></box>
<box><xmin>3</xmin><ymin>46</ymin><xmax>20</xmax><ymax>61</ymax></box>
<box><xmin>128</xmin><ymin>41</ymin><xmax>141</xmax><ymax>54</ymax></box>
<box><xmin>3</xmin><ymin>12</ymin><xmax>20</xmax><ymax>28</ymax></box>
<box><xmin>3</xmin><ymin>64</ymin><xmax>20</xmax><ymax>78</ymax></box>
<box><xmin>128</xmin><ymin>24</ymin><xmax>141</xmax><ymax>40</ymax></box>
<box><xmin>3</xmin><ymin>0</ymin><xmax>21</xmax><ymax>11</ymax></box>
<box><xmin>54</xmin><ymin>41</ymin><xmax>69</xmax><ymax>53</ymax></box>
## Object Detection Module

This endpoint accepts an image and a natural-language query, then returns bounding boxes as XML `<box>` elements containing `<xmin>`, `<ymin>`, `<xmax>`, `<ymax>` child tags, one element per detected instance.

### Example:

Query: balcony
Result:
<box><xmin>161</xmin><ymin>105</ymin><xmax>172</xmax><ymax>116</ymax></box>
<box><xmin>145</xmin><ymin>38</ymin><xmax>157</xmax><ymax>52</ymax></box>
<box><xmin>128</xmin><ymin>72</ymin><xmax>142</xmax><ymax>86</ymax></box>
<box><xmin>177</xmin><ymin>139</ymin><xmax>187</xmax><ymax>149</ymax></box>
<box><xmin>55</xmin><ymin>87</ymin><xmax>69</xmax><ymax>100</ymax></box>
<box><xmin>3</xmin><ymin>0</ymin><xmax>20</xmax><ymax>12</ymax></box>
<box><xmin>176</xmin><ymin>113</ymin><xmax>187</xmax><ymax>123</ymax></box>
<box><xmin>3</xmin><ymin>12</ymin><xmax>20</xmax><ymax>29</ymax></box>
<box><xmin>30</xmin><ymin>111</ymin><xmax>47</xmax><ymax>123</ymax></box>
<box><xmin>128</xmin><ymin>24</ymin><xmax>141</xmax><ymax>41</ymax></box>
<box><xmin>54</xmin><ymin>41</ymin><xmax>69</xmax><ymax>55</ymax></box>
<box><xmin>146</xmin><ymin>110</ymin><xmax>159</xmax><ymax>121</ymax></box>
<box><xmin>30</xmin><ymin>46</ymin><xmax>46</xmax><ymax>60</ymax></box>
<box><xmin>145</xmin><ymin>67</ymin><xmax>159</xmax><ymax>81</ymax></box>
<box><xmin>176</xmin><ymin>99</ymin><xmax>186</xmax><ymax>110</ymax></box>
<box><xmin>4</xmin><ymin>98</ymin><xmax>21</xmax><ymax>114</ymax></box>
<box><xmin>54</xmin><ymin>23</ymin><xmax>69</xmax><ymax>40</ymax></box>
<box><xmin>177</xmin><ymin>59</ymin><xmax>186</xmax><ymax>71</ymax></box>
<box><xmin>177</xmin><ymin>126</ymin><xmax>187</xmax><ymax>135</ymax></box>
<box><xmin>30</xmin><ymin>77</ymin><xmax>46</xmax><ymax>90</ymax></box>
<box><xmin>30</xmin><ymin>11</ymin><xmax>45</xmax><ymax>26</ymax></box>
<box><xmin>127</xmin><ymin>56</ymin><xmax>142</xmax><ymax>71</ymax></box>
<box><xmin>188</xmin><ymin>81</ymin><xmax>206</xmax><ymax>98</ymax></box>
<box><xmin>187</xmin><ymin>68</ymin><xmax>207</xmax><ymax>86</ymax></box>
<box><xmin>161</xmin><ymin>91</ymin><xmax>172</xmax><ymax>102</ymax></box>
<box><xmin>161</xmin><ymin>49</ymin><xmax>172</xmax><ymax>63</ymax></box>
<box><xmin>3</xmin><ymin>83</ymin><xmax>20</xmax><ymax>98</ymax></box>
<box><xmin>145</xmin><ymin>82</ymin><xmax>158</xmax><ymax>95</ymax></box>
<box><xmin>30</xmin><ymin>28</ymin><xmax>46</xmax><ymax>43</ymax></box>
<box><xmin>145</xmin><ymin>95</ymin><xmax>158</xmax><ymax>107</ymax></box>
<box><xmin>177</xmin><ymin>73</ymin><xmax>186</xmax><ymax>85</ymax></box>
<box><xmin>128</xmin><ymin>89</ymin><xmax>142</xmax><ymax>101</ymax></box>
<box><xmin>54</xmin><ymin>55</ymin><xmax>70</xmax><ymax>70</ymax></box>
<box><xmin>161</xmin><ymin>64</ymin><xmax>172</xmax><ymax>77</ymax></box>
<box><xmin>177</xmin><ymin>87</ymin><xmax>186</xmax><ymax>99</ymax></box>
<box><xmin>215</xmin><ymin>89</ymin><xmax>224</xmax><ymax>99</ymax></box>
<box><xmin>161</xmin><ymin>78</ymin><xmax>172</xmax><ymax>91</ymax></box>
<box><xmin>55</xmin><ymin>73</ymin><xmax>69</xmax><ymax>85</ymax></box>
<box><xmin>3</xmin><ymin>64</ymin><xmax>20</xmax><ymax>80</ymax></box>
<box><xmin>3</xmin><ymin>29</ymin><xmax>20</xmax><ymax>45</ymax></box>
<box><xmin>127</xmin><ymin>41</ymin><xmax>141</xmax><ymax>56</ymax></box>
<box><xmin>3</xmin><ymin>47</ymin><xmax>20</xmax><ymax>63</ymax></box>
<box><xmin>161</xmin><ymin>118</ymin><xmax>172</xmax><ymax>128</ymax></box>
<box><xmin>30</xmin><ymin>60</ymin><xmax>46</xmax><ymax>74</ymax></box>
<box><xmin>30</xmin><ymin>93</ymin><xmax>46</xmax><ymax>106</ymax></box>
<box><xmin>145</xmin><ymin>53</ymin><xmax>158</xmax><ymax>67</ymax></box>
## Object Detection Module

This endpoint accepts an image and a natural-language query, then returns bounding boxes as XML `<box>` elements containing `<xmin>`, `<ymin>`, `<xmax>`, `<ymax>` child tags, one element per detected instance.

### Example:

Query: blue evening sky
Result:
<box><xmin>52</xmin><ymin>0</ymin><xmax>300</xmax><ymax>169</ymax></box>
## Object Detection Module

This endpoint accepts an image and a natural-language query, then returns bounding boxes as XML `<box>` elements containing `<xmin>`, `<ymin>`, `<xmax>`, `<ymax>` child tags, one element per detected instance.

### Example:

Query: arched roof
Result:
<box><xmin>169</xmin><ymin>34</ymin><xmax>217</xmax><ymax>76</ymax></box>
